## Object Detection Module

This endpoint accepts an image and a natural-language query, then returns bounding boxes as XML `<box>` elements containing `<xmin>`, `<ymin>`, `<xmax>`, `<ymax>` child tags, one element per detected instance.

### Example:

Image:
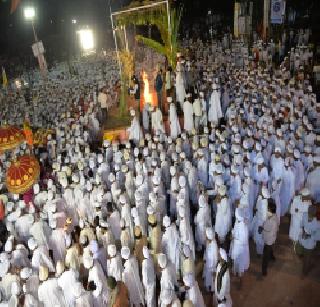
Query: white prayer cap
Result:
<box><xmin>231</xmin><ymin>165</ymin><xmax>238</xmax><ymax>174</ymax></box>
<box><xmin>186</xmin><ymin>93</ymin><xmax>191</xmax><ymax>98</ymax></box>
<box><xmin>294</xmin><ymin>149</ymin><xmax>300</xmax><ymax>159</ymax></box>
<box><xmin>27</xmin><ymin>238</ymin><xmax>37</xmax><ymax>251</ymax></box>
<box><xmin>255</xmin><ymin>143</ymin><xmax>262</xmax><ymax>151</ymax></box>
<box><xmin>163</xmin><ymin>216</ymin><xmax>171</xmax><ymax>228</ymax></box>
<box><xmin>256</xmin><ymin>156</ymin><xmax>264</xmax><ymax>165</ymax></box>
<box><xmin>275</xmin><ymin>147</ymin><xmax>281</xmax><ymax>153</ymax></box>
<box><xmin>219</xmin><ymin>248</ymin><xmax>228</xmax><ymax>261</ymax></box>
<box><xmin>179</xmin><ymin>176</ymin><xmax>186</xmax><ymax>188</ymax></box>
<box><xmin>4</xmin><ymin>238</ymin><xmax>13</xmax><ymax>252</ymax></box>
<box><xmin>170</xmin><ymin>166</ymin><xmax>176</xmax><ymax>176</ymax></box>
<box><xmin>121</xmin><ymin>246</ymin><xmax>130</xmax><ymax>260</ymax></box>
<box><xmin>83</xmin><ymin>255</ymin><xmax>94</xmax><ymax>269</ymax></box>
<box><xmin>152</xmin><ymin>175</ymin><xmax>161</xmax><ymax>186</ymax></box>
<box><xmin>143</xmin><ymin>246</ymin><xmax>150</xmax><ymax>259</ymax></box>
<box><xmin>262</xmin><ymin>187</ymin><xmax>270</xmax><ymax>199</ymax></box>
<box><xmin>206</xmin><ymin>227</ymin><xmax>214</xmax><ymax>240</ymax></box>
<box><xmin>183</xmin><ymin>273</ymin><xmax>195</xmax><ymax>287</ymax></box>
<box><xmin>130</xmin><ymin>109</ymin><xmax>135</xmax><ymax>117</ymax></box>
<box><xmin>167</xmin><ymin>97</ymin><xmax>173</xmax><ymax>103</ymax></box>
<box><xmin>235</xmin><ymin>207</ymin><xmax>244</xmax><ymax>222</ymax></box>
<box><xmin>218</xmin><ymin>185</ymin><xmax>226</xmax><ymax>196</ymax></box>
<box><xmin>33</xmin><ymin>184</ymin><xmax>40</xmax><ymax>195</ymax></box>
<box><xmin>147</xmin><ymin>206</ymin><xmax>155</xmax><ymax>216</ymax></box>
<box><xmin>158</xmin><ymin>253</ymin><xmax>167</xmax><ymax>269</ymax></box>
<box><xmin>56</xmin><ymin>260</ymin><xmax>65</xmax><ymax>276</ymax></box>
<box><xmin>107</xmin><ymin>244</ymin><xmax>117</xmax><ymax>257</ymax></box>
<box><xmin>301</xmin><ymin>188</ymin><xmax>310</xmax><ymax>196</ymax></box>
<box><xmin>109</xmin><ymin>173</ymin><xmax>115</xmax><ymax>182</ymax></box>
<box><xmin>20</xmin><ymin>267</ymin><xmax>32</xmax><ymax>279</ymax></box>
<box><xmin>39</xmin><ymin>265</ymin><xmax>49</xmax><ymax>281</ymax></box>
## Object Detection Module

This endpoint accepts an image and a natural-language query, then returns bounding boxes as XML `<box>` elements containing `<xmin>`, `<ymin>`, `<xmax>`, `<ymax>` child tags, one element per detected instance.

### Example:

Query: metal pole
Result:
<box><xmin>110</xmin><ymin>6</ymin><xmax>122</xmax><ymax>77</ymax></box>
<box><xmin>124</xmin><ymin>25</ymin><xmax>129</xmax><ymax>52</ymax></box>
<box><xmin>31</xmin><ymin>21</ymin><xmax>38</xmax><ymax>42</ymax></box>
<box><xmin>166</xmin><ymin>0</ymin><xmax>172</xmax><ymax>55</ymax></box>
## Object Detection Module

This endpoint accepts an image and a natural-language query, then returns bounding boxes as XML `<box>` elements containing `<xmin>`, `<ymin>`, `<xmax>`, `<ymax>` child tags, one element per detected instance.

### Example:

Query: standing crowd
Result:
<box><xmin>0</xmin><ymin>34</ymin><xmax>319</xmax><ymax>307</ymax></box>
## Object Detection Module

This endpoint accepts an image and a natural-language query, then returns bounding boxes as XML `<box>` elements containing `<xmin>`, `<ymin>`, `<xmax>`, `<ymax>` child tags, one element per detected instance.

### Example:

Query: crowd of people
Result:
<box><xmin>0</xmin><ymin>30</ymin><xmax>319</xmax><ymax>307</ymax></box>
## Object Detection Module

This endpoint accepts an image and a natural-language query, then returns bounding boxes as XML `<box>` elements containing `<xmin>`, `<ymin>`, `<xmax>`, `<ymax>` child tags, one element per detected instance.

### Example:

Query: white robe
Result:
<box><xmin>142</xmin><ymin>257</ymin><xmax>156</xmax><ymax>307</ymax></box>
<box><xmin>306</xmin><ymin>167</ymin><xmax>320</xmax><ymax>203</ymax></box>
<box><xmin>122</xmin><ymin>257</ymin><xmax>145</xmax><ymax>307</ymax></box>
<box><xmin>294</xmin><ymin>160</ymin><xmax>305</xmax><ymax>191</ymax></box>
<box><xmin>183</xmin><ymin>101</ymin><xmax>194</xmax><ymax>132</ymax></box>
<box><xmin>215</xmin><ymin>198</ymin><xmax>232</xmax><ymax>242</ymax></box>
<box><xmin>203</xmin><ymin>240</ymin><xmax>218</xmax><ymax>291</ymax></box>
<box><xmin>151</xmin><ymin>109</ymin><xmax>165</xmax><ymax>133</ymax></box>
<box><xmin>49</xmin><ymin>228</ymin><xmax>66</xmax><ymax>263</ymax></box>
<box><xmin>162</xmin><ymin>225</ymin><xmax>181</xmax><ymax>276</ymax></box>
<box><xmin>159</xmin><ymin>266</ymin><xmax>177</xmax><ymax>307</ymax></box>
<box><xmin>186</xmin><ymin>282</ymin><xmax>205</xmax><ymax>307</ymax></box>
<box><xmin>194</xmin><ymin>204</ymin><xmax>211</xmax><ymax>250</ymax></box>
<box><xmin>107</xmin><ymin>255</ymin><xmax>123</xmax><ymax>282</ymax></box>
<box><xmin>280</xmin><ymin>167</ymin><xmax>295</xmax><ymax>216</ymax></box>
<box><xmin>38</xmin><ymin>278</ymin><xmax>67</xmax><ymax>307</ymax></box>
<box><xmin>289</xmin><ymin>196</ymin><xmax>305</xmax><ymax>242</ymax></box>
<box><xmin>215</xmin><ymin>262</ymin><xmax>232</xmax><ymax>307</ymax></box>
<box><xmin>58</xmin><ymin>269</ymin><xmax>79</xmax><ymax>306</ymax></box>
<box><xmin>176</xmin><ymin>71</ymin><xmax>186</xmax><ymax>107</ymax></box>
<box><xmin>230</xmin><ymin>220</ymin><xmax>250</xmax><ymax>276</ymax></box>
<box><xmin>208</xmin><ymin>90</ymin><xmax>222</xmax><ymax>125</ymax></box>
<box><xmin>169</xmin><ymin>103</ymin><xmax>181</xmax><ymax>139</ymax></box>
<box><xmin>128</xmin><ymin>116</ymin><xmax>141</xmax><ymax>144</ymax></box>
<box><xmin>197</xmin><ymin>157</ymin><xmax>208</xmax><ymax>187</ymax></box>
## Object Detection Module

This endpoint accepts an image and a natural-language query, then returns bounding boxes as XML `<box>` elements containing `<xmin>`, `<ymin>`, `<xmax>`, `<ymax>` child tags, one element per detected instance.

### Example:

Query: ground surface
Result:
<box><xmin>200</xmin><ymin>217</ymin><xmax>320</xmax><ymax>307</ymax></box>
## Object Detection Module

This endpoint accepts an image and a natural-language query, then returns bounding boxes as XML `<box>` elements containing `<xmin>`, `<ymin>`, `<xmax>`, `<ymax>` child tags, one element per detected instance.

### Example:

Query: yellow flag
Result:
<box><xmin>2</xmin><ymin>67</ymin><xmax>8</xmax><ymax>88</ymax></box>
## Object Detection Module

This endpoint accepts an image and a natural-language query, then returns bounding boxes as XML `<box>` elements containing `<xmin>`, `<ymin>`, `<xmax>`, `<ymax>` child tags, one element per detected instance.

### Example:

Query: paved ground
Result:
<box><xmin>199</xmin><ymin>216</ymin><xmax>320</xmax><ymax>307</ymax></box>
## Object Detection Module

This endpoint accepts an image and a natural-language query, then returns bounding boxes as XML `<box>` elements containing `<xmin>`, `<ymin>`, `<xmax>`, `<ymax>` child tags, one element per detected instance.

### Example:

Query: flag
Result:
<box><xmin>2</xmin><ymin>67</ymin><xmax>8</xmax><ymax>88</ymax></box>
<box><xmin>10</xmin><ymin>0</ymin><xmax>21</xmax><ymax>14</ymax></box>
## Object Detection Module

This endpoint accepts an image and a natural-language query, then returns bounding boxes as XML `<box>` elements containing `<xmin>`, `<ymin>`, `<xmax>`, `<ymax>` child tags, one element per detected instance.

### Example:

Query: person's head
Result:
<box><xmin>87</xmin><ymin>280</ymin><xmax>97</xmax><ymax>291</ymax></box>
<box><xmin>107</xmin><ymin>276</ymin><xmax>117</xmax><ymax>290</ymax></box>
<box><xmin>267</xmin><ymin>200</ymin><xmax>277</xmax><ymax>215</ymax></box>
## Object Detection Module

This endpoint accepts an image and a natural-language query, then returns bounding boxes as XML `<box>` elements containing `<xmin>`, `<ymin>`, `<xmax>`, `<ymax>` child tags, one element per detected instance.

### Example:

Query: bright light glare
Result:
<box><xmin>72</xmin><ymin>19</ymin><xmax>77</xmax><ymax>24</ymax></box>
<box><xmin>24</xmin><ymin>7</ymin><xmax>36</xmax><ymax>20</ymax></box>
<box><xmin>78</xmin><ymin>29</ymin><xmax>94</xmax><ymax>50</ymax></box>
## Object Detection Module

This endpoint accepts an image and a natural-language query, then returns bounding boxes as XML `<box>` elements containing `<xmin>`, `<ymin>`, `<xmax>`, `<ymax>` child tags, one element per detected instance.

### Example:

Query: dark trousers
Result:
<box><xmin>157</xmin><ymin>90</ymin><xmax>163</xmax><ymax>111</ymax></box>
<box><xmin>101</xmin><ymin>108</ymin><xmax>108</xmax><ymax>125</ymax></box>
<box><xmin>262</xmin><ymin>244</ymin><xmax>275</xmax><ymax>275</ymax></box>
<box><xmin>303</xmin><ymin>248</ymin><xmax>312</xmax><ymax>275</ymax></box>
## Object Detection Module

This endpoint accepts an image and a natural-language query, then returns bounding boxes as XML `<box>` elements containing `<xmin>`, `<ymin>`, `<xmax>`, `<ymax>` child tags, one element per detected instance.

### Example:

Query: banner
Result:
<box><xmin>270</xmin><ymin>0</ymin><xmax>285</xmax><ymax>24</ymax></box>
<box><xmin>234</xmin><ymin>2</ymin><xmax>240</xmax><ymax>38</ymax></box>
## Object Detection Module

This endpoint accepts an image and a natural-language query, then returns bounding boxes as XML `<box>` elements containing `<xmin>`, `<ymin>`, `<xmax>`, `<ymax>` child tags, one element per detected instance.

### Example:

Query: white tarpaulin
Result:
<box><xmin>270</xmin><ymin>0</ymin><xmax>285</xmax><ymax>24</ymax></box>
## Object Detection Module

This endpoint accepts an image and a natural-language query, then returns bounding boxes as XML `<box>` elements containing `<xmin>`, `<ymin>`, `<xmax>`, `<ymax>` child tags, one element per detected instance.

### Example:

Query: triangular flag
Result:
<box><xmin>10</xmin><ymin>0</ymin><xmax>21</xmax><ymax>14</ymax></box>
<box><xmin>2</xmin><ymin>67</ymin><xmax>8</xmax><ymax>88</ymax></box>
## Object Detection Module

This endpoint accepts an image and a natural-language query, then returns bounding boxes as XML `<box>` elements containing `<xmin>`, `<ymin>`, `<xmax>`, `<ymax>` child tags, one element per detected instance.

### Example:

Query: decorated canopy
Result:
<box><xmin>0</xmin><ymin>125</ymin><xmax>25</xmax><ymax>152</ymax></box>
<box><xmin>6</xmin><ymin>155</ymin><xmax>40</xmax><ymax>194</ymax></box>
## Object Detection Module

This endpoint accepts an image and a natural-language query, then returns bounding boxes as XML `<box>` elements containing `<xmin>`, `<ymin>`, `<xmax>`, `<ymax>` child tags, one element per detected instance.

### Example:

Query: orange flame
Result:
<box><xmin>143</xmin><ymin>72</ymin><xmax>153</xmax><ymax>106</ymax></box>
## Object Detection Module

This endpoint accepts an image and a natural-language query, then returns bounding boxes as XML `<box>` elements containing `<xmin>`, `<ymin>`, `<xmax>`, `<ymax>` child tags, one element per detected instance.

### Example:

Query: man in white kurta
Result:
<box><xmin>230</xmin><ymin>208</ymin><xmax>250</xmax><ymax>277</ymax></box>
<box><xmin>169</xmin><ymin>99</ymin><xmax>181</xmax><ymax>139</ymax></box>
<box><xmin>151</xmin><ymin>107</ymin><xmax>165</xmax><ymax>134</ymax></box>
<box><xmin>203</xmin><ymin>227</ymin><xmax>218</xmax><ymax>292</ymax></box>
<box><xmin>208</xmin><ymin>83</ymin><xmax>222</xmax><ymax>127</ymax></box>
<box><xmin>183</xmin><ymin>94</ymin><xmax>194</xmax><ymax>132</ymax></box>
<box><xmin>121</xmin><ymin>247</ymin><xmax>144</xmax><ymax>307</ymax></box>
<box><xmin>142</xmin><ymin>247</ymin><xmax>156</xmax><ymax>307</ymax></box>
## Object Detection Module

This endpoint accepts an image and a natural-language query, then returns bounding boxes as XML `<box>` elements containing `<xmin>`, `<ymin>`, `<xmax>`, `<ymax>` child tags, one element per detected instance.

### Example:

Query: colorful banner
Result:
<box><xmin>270</xmin><ymin>0</ymin><xmax>285</xmax><ymax>24</ymax></box>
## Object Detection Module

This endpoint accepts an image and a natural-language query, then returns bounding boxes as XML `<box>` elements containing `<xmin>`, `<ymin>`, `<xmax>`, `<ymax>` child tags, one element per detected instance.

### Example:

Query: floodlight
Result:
<box><xmin>78</xmin><ymin>29</ymin><xmax>94</xmax><ymax>50</ymax></box>
<box><xmin>24</xmin><ymin>7</ymin><xmax>36</xmax><ymax>21</ymax></box>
